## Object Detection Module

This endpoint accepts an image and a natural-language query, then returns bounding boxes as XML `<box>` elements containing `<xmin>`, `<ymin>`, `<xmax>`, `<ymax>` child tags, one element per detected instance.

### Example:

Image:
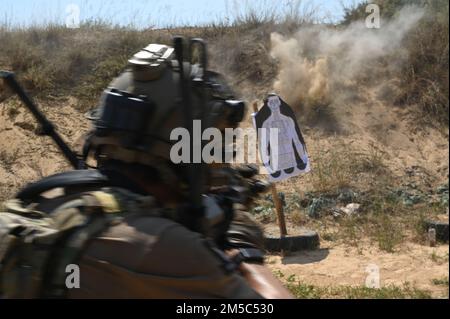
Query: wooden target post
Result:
<box><xmin>252</xmin><ymin>102</ymin><xmax>288</xmax><ymax>237</ymax></box>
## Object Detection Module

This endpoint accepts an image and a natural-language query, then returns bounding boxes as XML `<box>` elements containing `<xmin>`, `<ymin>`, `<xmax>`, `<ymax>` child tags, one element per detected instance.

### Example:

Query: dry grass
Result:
<box><xmin>297</xmin><ymin>196</ymin><xmax>444</xmax><ymax>253</ymax></box>
<box><xmin>261</xmin><ymin>139</ymin><xmax>445</xmax><ymax>253</ymax></box>
<box><xmin>0</xmin><ymin>23</ymin><xmax>174</xmax><ymax>111</ymax></box>
<box><xmin>401</xmin><ymin>1</ymin><xmax>449</xmax><ymax>126</ymax></box>
<box><xmin>307</xmin><ymin>140</ymin><xmax>391</xmax><ymax>194</ymax></box>
<box><xmin>343</xmin><ymin>0</ymin><xmax>449</xmax><ymax>126</ymax></box>
<box><xmin>0</xmin><ymin>1</ymin><xmax>319</xmax><ymax>106</ymax></box>
<box><xmin>252</xmin><ymin>133</ymin><xmax>444</xmax><ymax>253</ymax></box>
<box><xmin>432</xmin><ymin>277</ymin><xmax>449</xmax><ymax>287</ymax></box>
<box><xmin>0</xmin><ymin>1</ymin><xmax>447</xmax><ymax>127</ymax></box>
<box><xmin>0</xmin><ymin>149</ymin><xmax>19</xmax><ymax>173</ymax></box>
<box><xmin>430</xmin><ymin>252</ymin><xmax>449</xmax><ymax>265</ymax></box>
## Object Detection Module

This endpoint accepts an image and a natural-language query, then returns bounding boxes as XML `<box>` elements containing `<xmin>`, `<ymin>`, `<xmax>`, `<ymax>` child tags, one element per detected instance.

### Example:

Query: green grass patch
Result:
<box><xmin>274</xmin><ymin>272</ymin><xmax>433</xmax><ymax>299</ymax></box>
<box><xmin>432</xmin><ymin>277</ymin><xmax>449</xmax><ymax>286</ymax></box>
<box><xmin>286</xmin><ymin>281</ymin><xmax>432</xmax><ymax>299</ymax></box>
<box><xmin>430</xmin><ymin>252</ymin><xmax>449</xmax><ymax>265</ymax></box>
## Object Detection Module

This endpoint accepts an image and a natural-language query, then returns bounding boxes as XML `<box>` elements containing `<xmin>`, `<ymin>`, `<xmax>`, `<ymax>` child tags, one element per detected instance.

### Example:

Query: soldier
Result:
<box><xmin>0</xmin><ymin>39</ymin><xmax>293</xmax><ymax>299</ymax></box>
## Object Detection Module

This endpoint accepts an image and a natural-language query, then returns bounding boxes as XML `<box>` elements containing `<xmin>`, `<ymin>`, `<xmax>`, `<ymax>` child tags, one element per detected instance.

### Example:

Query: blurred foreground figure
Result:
<box><xmin>0</xmin><ymin>38</ymin><xmax>292</xmax><ymax>299</ymax></box>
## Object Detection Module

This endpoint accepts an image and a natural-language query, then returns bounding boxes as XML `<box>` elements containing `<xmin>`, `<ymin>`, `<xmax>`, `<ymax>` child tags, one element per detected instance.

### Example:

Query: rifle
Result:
<box><xmin>0</xmin><ymin>71</ymin><xmax>82</xmax><ymax>169</ymax></box>
<box><xmin>173</xmin><ymin>36</ymin><xmax>207</xmax><ymax>232</ymax></box>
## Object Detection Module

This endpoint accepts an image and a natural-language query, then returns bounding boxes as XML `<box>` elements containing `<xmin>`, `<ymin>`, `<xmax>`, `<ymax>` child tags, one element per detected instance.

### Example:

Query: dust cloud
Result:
<box><xmin>270</xmin><ymin>6</ymin><xmax>425</xmax><ymax>110</ymax></box>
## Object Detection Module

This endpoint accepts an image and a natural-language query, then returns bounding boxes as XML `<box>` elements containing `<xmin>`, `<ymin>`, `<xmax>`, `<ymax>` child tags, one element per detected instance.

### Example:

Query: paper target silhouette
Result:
<box><xmin>252</xmin><ymin>94</ymin><xmax>310</xmax><ymax>182</ymax></box>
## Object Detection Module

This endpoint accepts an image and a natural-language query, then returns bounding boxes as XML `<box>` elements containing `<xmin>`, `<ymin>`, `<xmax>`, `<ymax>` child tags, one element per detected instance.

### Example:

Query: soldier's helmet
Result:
<box><xmin>83</xmin><ymin>38</ymin><xmax>245</xmax><ymax>184</ymax></box>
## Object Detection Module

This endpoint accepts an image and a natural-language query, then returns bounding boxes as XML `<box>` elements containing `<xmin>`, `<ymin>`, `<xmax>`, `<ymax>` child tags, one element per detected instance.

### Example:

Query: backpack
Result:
<box><xmin>0</xmin><ymin>170</ymin><xmax>156</xmax><ymax>298</ymax></box>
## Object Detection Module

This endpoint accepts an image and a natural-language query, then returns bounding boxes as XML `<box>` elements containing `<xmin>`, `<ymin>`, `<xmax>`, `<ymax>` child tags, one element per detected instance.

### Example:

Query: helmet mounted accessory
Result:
<box><xmin>129</xmin><ymin>44</ymin><xmax>175</xmax><ymax>82</ymax></box>
<box><xmin>95</xmin><ymin>89</ymin><xmax>155</xmax><ymax>143</ymax></box>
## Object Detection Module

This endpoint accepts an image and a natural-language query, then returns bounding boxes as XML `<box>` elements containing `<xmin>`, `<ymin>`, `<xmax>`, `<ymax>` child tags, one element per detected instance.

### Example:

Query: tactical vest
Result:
<box><xmin>0</xmin><ymin>170</ymin><xmax>157</xmax><ymax>298</ymax></box>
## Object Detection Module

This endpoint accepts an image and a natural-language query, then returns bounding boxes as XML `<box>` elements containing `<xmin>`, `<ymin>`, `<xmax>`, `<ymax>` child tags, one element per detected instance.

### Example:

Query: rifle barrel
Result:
<box><xmin>1</xmin><ymin>71</ymin><xmax>80</xmax><ymax>169</ymax></box>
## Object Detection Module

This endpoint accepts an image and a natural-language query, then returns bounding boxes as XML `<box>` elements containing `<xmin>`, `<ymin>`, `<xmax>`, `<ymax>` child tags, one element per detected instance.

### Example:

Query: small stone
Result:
<box><xmin>253</xmin><ymin>206</ymin><xmax>264</xmax><ymax>213</ymax></box>
<box><xmin>330</xmin><ymin>208</ymin><xmax>343</xmax><ymax>219</ymax></box>
<box><xmin>428</xmin><ymin>228</ymin><xmax>437</xmax><ymax>247</ymax></box>
<box><xmin>341</xmin><ymin>203</ymin><xmax>361</xmax><ymax>216</ymax></box>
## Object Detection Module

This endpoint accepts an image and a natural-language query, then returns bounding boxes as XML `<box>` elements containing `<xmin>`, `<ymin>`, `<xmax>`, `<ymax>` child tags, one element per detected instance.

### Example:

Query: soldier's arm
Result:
<box><xmin>239</xmin><ymin>262</ymin><xmax>294</xmax><ymax>299</ymax></box>
<box><xmin>135</xmin><ymin>213</ymin><xmax>293</xmax><ymax>299</ymax></box>
<box><xmin>136</xmin><ymin>218</ymin><xmax>264</xmax><ymax>299</ymax></box>
<box><xmin>226</xmin><ymin>210</ymin><xmax>294</xmax><ymax>299</ymax></box>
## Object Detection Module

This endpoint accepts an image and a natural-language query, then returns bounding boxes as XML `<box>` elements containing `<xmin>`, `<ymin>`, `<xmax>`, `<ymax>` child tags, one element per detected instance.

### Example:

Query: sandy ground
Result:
<box><xmin>0</xmin><ymin>96</ymin><xmax>89</xmax><ymax>199</ymax></box>
<box><xmin>267</xmin><ymin>241</ymin><xmax>449</xmax><ymax>298</ymax></box>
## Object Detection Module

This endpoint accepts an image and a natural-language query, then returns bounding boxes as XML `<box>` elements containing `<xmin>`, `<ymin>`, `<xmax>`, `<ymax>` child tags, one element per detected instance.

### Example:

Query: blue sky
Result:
<box><xmin>1</xmin><ymin>0</ymin><xmax>363</xmax><ymax>28</ymax></box>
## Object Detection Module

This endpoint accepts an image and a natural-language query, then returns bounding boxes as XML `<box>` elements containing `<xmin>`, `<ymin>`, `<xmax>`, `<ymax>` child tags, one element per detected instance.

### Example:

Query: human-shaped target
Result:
<box><xmin>253</xmin><ymin>94</ymin><xmax>310</xmax><ymax>182</ymax></box>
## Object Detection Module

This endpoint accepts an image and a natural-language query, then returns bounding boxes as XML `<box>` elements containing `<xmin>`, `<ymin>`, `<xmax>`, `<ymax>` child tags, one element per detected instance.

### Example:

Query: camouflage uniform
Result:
<box><xmin>0</xmin><ymin>40</ymin><xmax>267</xmax><ymax>299</ymax></box>
<box><xmin>63</xmin><ymin>193</ymin><xmax>263</xmax><ymax>299</ymax></box>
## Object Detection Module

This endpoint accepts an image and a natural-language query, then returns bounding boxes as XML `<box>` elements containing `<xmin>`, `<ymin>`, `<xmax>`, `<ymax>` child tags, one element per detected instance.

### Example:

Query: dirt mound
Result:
<box><xmin>0</xmin><ymin>96</ymin><xmax>89</xmax><ymax>201</ymax></box>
